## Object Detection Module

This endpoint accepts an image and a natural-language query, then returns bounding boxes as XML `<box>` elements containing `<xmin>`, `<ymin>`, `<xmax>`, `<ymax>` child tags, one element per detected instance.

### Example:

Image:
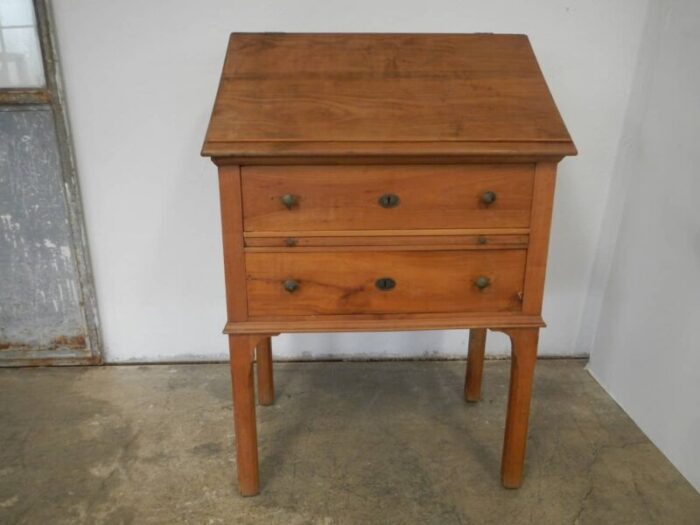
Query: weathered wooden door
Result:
<box><xmin>0</xmin><ymin>0</ymin><xmax>100</xmax><ymax>365</ymax></box>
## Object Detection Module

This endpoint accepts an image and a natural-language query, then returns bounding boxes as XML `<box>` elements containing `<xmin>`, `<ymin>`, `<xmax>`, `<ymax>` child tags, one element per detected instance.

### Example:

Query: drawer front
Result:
<box><xmin>241</xmin><ymin>165</ymin><xmax>534</xmax><ymax>232</ymax></box>
<box><xmin>246</xmin><ymin>250</ymin><xmax>526</xmax><ymax>317</ymax></box>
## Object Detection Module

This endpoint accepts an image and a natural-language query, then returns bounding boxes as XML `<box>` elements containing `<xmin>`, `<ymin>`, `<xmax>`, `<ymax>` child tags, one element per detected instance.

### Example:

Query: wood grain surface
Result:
<box><xmin>218</xmin><ymin>166</ymin><xmax>248</xmax><ymax>321</ymax></box>
<box><xmin>202</xmin><ymin>34</ymin><xmax>576</xmax><ymax>159</ymax></box>
<box><xmin>245</xmin><ymin>249</ymin><xmax>526</xmax><ymax>317</ymax></box>
<box><xmin>242</xmin><ymin>164</ymin><xmax>534</xmax><ymax>231</ymax></box>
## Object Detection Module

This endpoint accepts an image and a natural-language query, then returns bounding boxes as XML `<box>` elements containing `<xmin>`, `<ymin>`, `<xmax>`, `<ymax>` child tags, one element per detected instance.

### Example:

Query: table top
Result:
<box><xmin>202</xmin><ymin>33</ymin><xmax>576</xmax><ymax>159</ymax></box>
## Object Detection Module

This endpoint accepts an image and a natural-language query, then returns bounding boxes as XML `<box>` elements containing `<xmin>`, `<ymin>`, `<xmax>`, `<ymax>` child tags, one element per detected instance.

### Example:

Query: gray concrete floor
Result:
<box><xmin>1</xmin><ymin>360</ymin><xmax>699</xmax><ymax>524</ymax></box>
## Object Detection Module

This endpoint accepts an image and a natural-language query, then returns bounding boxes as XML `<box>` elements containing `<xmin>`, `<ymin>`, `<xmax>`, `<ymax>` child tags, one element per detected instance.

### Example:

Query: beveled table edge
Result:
<box><xmin>202</xmin><ymin>140</ymin><xmax>577</xmax><ymax>163</ymax></box>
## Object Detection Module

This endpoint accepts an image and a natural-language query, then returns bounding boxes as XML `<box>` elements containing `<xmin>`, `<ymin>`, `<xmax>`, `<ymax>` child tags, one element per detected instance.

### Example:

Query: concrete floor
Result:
<box><xmin>0</xmin><ymin>360</ymin><xmax>698</xmax><ymax>524</ymax></box>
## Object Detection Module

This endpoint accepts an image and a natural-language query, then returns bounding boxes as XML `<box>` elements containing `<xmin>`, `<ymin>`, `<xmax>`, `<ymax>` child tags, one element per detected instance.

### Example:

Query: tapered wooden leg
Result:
<box><xmin>229</xmin><ymin>334</ymin><xmax>260</xmax><ymax>496</ymax></box>
<box><xmin>256</xmin><ymin>337</ymin><xmax>274</xmax><ymax>406</ymax></box>
<box><xmin>501</xmin><ymin>328</ymin><xmax>539</xmax><ymax>488</ymax></box>
<box><xmin>464</xmin><ymin>328</ymin><xmax>487</xmax><ymax>402</ymax></box>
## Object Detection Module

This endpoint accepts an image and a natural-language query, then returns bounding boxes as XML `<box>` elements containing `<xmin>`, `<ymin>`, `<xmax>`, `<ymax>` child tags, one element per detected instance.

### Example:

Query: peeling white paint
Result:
<box><xmin>1</xmin><ymin>109</ymin><xmax>86</xmax><ymax>348</ymax></box>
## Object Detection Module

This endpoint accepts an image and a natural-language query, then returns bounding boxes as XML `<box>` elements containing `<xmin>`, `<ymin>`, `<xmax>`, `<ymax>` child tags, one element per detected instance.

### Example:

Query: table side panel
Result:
<box><xmin>218</xmin><ymin>165</ymin><xmax>249</xmax><ymax>321</ymax></box>
<box><xmin>522</xmin><ymin>161</ymin><xmax>557</xmax><ymax>314</ymax></box>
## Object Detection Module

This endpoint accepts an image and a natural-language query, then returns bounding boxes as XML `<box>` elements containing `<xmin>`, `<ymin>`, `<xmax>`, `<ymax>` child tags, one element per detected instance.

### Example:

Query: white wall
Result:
<box><xmin>588</xmin><ymin>0</ymin><xmax>700</xmax><ymax>492</ymax></box>
<box><xmin>51</xmin><ymin>0</ymin><xmax>649</xmax><ymax>362</ymax></box>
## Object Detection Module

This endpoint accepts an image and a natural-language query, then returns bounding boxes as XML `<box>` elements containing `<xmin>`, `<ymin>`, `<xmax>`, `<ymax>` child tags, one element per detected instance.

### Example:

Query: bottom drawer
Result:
<box><xmin>246</xmin><ymin>250</ymin><xmax>526</xmax><ymax>317</ymax></box>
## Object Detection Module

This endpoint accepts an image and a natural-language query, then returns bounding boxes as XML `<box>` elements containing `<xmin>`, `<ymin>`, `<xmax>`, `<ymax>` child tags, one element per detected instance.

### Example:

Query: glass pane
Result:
<box><xmin>0</xmin><ymin>0</ymin><xmax>45</xmax><ymax>88</ymax></box>
<box><xmin>0</xmin><ymin>0</ymin><xmax>36</xmax><ymax>26</ymax></box>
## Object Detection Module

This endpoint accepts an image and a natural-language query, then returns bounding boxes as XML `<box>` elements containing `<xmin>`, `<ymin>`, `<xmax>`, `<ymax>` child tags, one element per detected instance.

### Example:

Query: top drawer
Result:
<box><xmin>241</xmin><ymin>165</ymin><xmax>534</xmax><ymax>232</ymax></box>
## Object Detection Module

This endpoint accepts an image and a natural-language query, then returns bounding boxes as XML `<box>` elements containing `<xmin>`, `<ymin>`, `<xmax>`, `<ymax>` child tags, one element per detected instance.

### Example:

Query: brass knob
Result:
<box><xmin>284</xmin><ymin>238</ymin><xmax>298</xmax><ymax>247</ymax></box>
<box><xmin>481</xmin><ymin>191</ymin><xmax>497</xmax><ymax>205</ymax></box>
<box><xmin>283</xmin><ymin>279</ymin><xmax>299</xmax><ymax>293</ymax></box>
<box><xmin>281</xmin><ymin>194</ymin><xmax>298</xmax><ymax>209</ymax></box>
<box><xmin>375</xmin><ymin>277</ymin><xmax>396</xmax><ymax>291</ymax></box>
<box><xmin>378</xmin><ymin>193</ymin><xmax>400</xmax><ymax>208</ymax></box>
<box><xmin>474</xmin><ymin>276</ymin><xmax>491</xmax><ymax>290</ymax></box>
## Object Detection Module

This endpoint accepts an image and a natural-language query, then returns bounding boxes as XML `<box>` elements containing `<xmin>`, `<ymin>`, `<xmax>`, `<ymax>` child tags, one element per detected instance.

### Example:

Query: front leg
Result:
<box><xmin>500</xmin><ymin>328</ymin><xmax>539</xmax><ymax>488</ymax></box>
<box><xmin>229</xmin><ymin>334</ymin><xmax>261</xmax><ymax>496</ymax></box>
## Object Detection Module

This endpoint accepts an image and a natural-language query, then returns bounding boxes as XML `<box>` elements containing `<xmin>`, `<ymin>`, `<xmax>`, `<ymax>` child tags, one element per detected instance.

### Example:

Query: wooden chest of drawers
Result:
<box><xmin>202</xmin><ymin>33</ymin><xmax>576</xmax><ymax>496</ymax></box>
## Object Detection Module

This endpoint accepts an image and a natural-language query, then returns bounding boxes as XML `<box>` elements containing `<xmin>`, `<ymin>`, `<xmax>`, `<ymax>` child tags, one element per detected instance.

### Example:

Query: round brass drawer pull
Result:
<box><xmin>281</xmin><ymin>193</ymin><xmax>298</xmax><ymax>209</ymax></box>
<box><xmin>378</xmin><ymin>193</ymin><xmax>400</xmax><ymax>208</ymax></box>
<box><xmin>474</xmin><ymin>276</ymin><xmax>491</xmax><ymax>290</ymax></box>
<box><xmin>283</xmin><ymin>279</ymin><xmax>299</xmax><ymax>293</ymax></box>
<box><xmin>481</xmin><ymin>191</ymin><xmax>497</xmax><ymax>205</ymax></box>
<box><xmin>375</xmin><ymin>277</ymin><xmax>396</xmax><ymax>291</ymax></box>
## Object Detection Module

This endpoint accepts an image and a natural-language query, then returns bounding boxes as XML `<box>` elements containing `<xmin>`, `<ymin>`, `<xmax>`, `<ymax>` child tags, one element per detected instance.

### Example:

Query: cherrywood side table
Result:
<box><xmin>202</xmin><ymin>33</ymin><xmax>576</xmax><ymax>496</ymax></box>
